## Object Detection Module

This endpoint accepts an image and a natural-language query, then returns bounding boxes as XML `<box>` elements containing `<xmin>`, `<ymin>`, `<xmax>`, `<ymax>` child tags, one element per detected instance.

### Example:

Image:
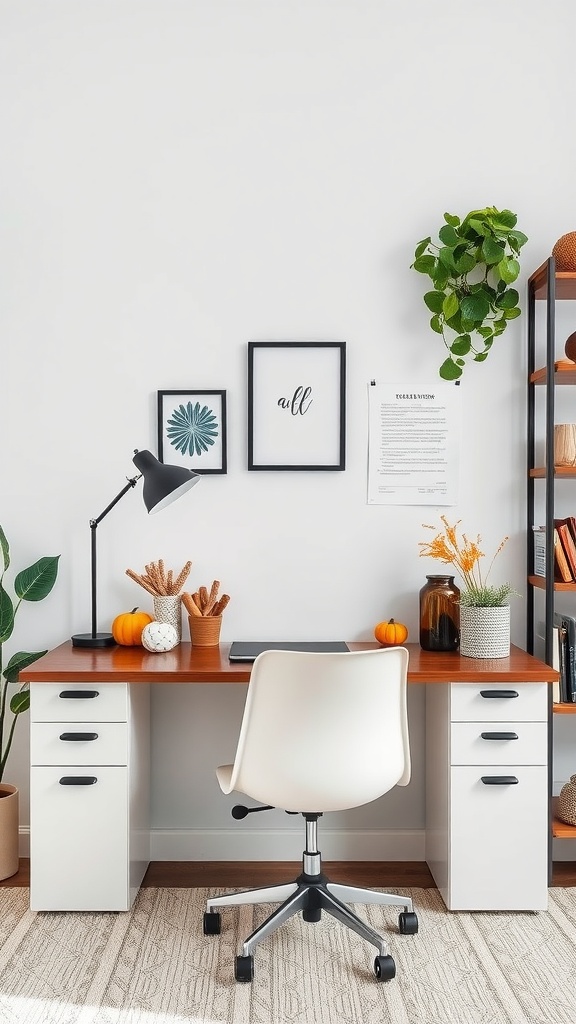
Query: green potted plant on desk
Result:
<box><xmin>411</xmin><ymin>206</ymin><xmax>528</xmax><ymax>381</ymax></box>
<box><xmin>0</xmin><ymin>524</ymin><xmax>60</xmax><ymax>879</ymax></box>
<box><xmin>419</xmin><ymin>516</ymin><xmax>517</xmax><ymax>659</ymax></box>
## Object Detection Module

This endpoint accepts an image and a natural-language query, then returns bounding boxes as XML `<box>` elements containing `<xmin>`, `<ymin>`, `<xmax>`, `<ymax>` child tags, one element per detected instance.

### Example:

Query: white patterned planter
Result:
<box><xmin>459</xmin><ymin>605</ymin><xmax>510</xmax><ymax>659</ymax></box>
<box><xmin>153</xmin><ymin>595</ymin><xmax>182</xmax><ymax>643</ymax></box>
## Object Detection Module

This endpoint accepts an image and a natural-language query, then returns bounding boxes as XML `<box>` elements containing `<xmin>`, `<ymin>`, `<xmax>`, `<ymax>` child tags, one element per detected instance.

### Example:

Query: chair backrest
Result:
<box><xmin>225</xmin><ymin>646</ymin><xmax>410</xmax><ymax>813</ymax></box>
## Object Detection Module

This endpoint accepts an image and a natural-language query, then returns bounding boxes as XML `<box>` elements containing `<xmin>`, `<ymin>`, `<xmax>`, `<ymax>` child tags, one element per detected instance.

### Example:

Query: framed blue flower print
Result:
<box><xmin>157</xmin><ymin>390</ymin><xmax>227</xmax><ymax>474</ymax></box>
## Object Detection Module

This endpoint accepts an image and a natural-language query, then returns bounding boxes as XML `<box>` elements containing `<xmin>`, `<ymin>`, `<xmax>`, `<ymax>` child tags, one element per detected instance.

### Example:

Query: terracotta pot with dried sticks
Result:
<box><xmin>182</xmin><ymin>580</ymin><xmax>231</xmax><ymax>647</ymax></box>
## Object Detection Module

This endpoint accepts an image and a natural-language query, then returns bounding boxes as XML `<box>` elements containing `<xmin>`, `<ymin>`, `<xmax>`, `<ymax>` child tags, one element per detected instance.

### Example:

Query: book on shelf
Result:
<box><xmin>554</xmin><ymin>518</ymin><xmax>576</xmax><ymax>579</ymax></box>
<box><xmin>553</xmin><ymin>613</ymin><xmax>576</xmax><ymax>702</ymax></box>
<box><xmin>532</xmin><ymin>525</ymin><xmax>575</xmax><ymax>582</ymax></box>
<box><xmin>554</xmin><ymin>528</ymin><xmax>574</xmax><ymax>582</ymax></box>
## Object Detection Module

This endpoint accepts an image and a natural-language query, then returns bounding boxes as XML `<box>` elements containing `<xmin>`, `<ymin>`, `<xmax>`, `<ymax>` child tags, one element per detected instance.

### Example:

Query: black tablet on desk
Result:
<box><xmin>228</xmin><ymin>641</ymin><xmax>349</xmax><ymax>662</ymax></box>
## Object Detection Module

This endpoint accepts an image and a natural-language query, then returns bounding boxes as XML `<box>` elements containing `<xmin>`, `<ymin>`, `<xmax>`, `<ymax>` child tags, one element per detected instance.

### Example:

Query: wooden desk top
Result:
<box><xmin>20</xmin><ymin>641</ymin><xmax>557</xmax><ymax>685</ymax></box>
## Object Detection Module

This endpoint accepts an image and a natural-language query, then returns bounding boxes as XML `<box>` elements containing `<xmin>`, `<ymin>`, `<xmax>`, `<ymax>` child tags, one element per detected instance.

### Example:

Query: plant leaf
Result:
<box><xmin>0</xmin><ymin>584</ymin><xmax>14</xmax><ymax>644</ymax></box>
<box><xmin>412</xmin><ymin>255</ymin><xmax>436</xmax><ymax>274</ymax></box>
<box><xmin>423</xmin><ymin>290</ymin><xmax>445</xmax><ymax>313</ymax></box>
<box><xmin>491</xmin><ymin>209</ymin><xmax>517</xmax><ymax>229</ymax></box>
<box><xmin>444</xmin><ymin>212</ymin><xmax>460</xmax><ymax>227</ymax></box>
<box><xmin>460</xmin><ymin>292</ymin><xmax>490</xmax><ymax>322</ymax></box>
<box><xmin>0</xmin><ymin>526</ymin><xmax>9</xmax><ymax>575</ymax></box>
<box><xmin>474</xmin><ymin>352</ymin><xmax>489</xmax><ymax>361</ymax></box>
<box><xmin>450</xmin><ymin>335</ymin><xmax>471</xmax><ymax>355</ymax></box>
<box><xmin>482</xmin><ymin>236</ymin><xmax>505</xmax><ymax>265</ymax></box>
<box><xmin>467</xmin><ymin>218</ymin><xmax>488</xmax><ymax>237</ymax></box>
<box><xmin>497</xmin><ymin>257</ymin><xmax>520</xmax><ymax>284</ymax></box>
<box><xmin>4</xmin><ymin>650</ymin><xmax>47</xmax><ymax>684</ymax></box>
<box><xmin>508</xmin><ymin>229</ymin><xmax>528</xmax><ymax>250</ymax></box>
<box><xmin>14</xmin><ymin>555</ymin><xmax>60</xmax><ymax>602</ymax></box>
<box><xmin>414</xmin><ymin>237</ymin><xmax>431</xmax><ymax>259</ymax></box>
<box><xmin>438</xmin><ymin>224</ymin><xmax>460</xmax><ymax>247</ymax></box>
<box><xmin>10</xmin><ymin>690</ymin><xmax>30</xmax><ymax>716</ymax></box>
<box><xmin>495</xmin><ymin>288</ymin><xmax>519</xmax><ymax>309</ymax></box>
<box><xmin>430</xmin><ymin>314</ymin><xmax>443</xmax><ymax>335</ymax></box>
<box><xmin>503</xmin><ymin>306</ymin><xmax>522</xmax><ymax>319</ymax></box>
<box><xmin>454</xmin><ymin>251</ymin><xmax>476</xmax><ymax>275</ymax></box>
<box><xmin>438</xmin><ymin>247</ymin><xmax>456</xmax><ymax>270</ymax></box>
<box><xmin>439</xmin><ymin>357</ymin><xmax>462</xmax><ymax>380</ymax></box>
<box><xmin>442</xmin><ymin>292</ymin><xmax>459</xmax><ymax>319</ymax></box>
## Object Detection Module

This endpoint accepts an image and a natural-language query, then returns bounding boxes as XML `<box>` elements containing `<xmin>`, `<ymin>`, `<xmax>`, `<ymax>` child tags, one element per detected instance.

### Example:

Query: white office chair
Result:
<box><xmin>203</xmin><ymin>646</ymin><xmax>418</xmax><ymax>982</ymax></box>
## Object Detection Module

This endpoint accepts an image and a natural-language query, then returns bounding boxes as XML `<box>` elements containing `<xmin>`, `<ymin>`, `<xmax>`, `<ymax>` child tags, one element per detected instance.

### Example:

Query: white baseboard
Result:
<box><xmin>149</xmin><ymin>828</ymin><xmax>426</xmax><ymax>861</ymax></box>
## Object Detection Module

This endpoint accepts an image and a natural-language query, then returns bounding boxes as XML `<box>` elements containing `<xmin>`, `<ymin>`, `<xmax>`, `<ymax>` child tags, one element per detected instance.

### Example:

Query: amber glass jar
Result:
<box><xmin>419</xmin><ymin>574</ymin><xmax>460</xmax><ymax>652</ymax></box>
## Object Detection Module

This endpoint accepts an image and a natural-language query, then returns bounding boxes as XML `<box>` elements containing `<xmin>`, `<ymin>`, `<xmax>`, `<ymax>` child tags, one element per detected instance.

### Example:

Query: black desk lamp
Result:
<box><xmin>71</xmin><ymin>449</ymin><xmax>200</xmax><ymax>649</ymax></box>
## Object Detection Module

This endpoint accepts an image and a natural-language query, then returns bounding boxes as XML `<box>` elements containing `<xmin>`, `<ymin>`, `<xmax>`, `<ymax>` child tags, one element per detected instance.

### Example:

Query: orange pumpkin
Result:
<box><xmin>374</xmin><ymin>618</ymin><xmax>409</xmax><ymax>647</ymax></box>
<box><xmin>112</xmin><ymin>607</ymin><xmax>153</xmax><ymax>646</ymax></box>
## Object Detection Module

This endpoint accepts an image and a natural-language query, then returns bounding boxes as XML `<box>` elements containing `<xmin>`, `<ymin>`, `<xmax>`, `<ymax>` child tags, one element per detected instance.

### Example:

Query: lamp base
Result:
<box><xmin>71</xmin><ymin>632</ymin><xmax>117</xmax><ymax>649</ymax></box>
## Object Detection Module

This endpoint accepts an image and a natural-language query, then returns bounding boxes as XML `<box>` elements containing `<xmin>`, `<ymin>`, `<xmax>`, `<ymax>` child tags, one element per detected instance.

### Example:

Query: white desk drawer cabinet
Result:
<box><xmin>426</xmin><ymin>681</ymin><xmax>549</xmax><ymax>911</ymax></box>
<box><xmin>30</xmin><ymin>681</ymin><xmax>150</xmax><ymax>912</ymax></box>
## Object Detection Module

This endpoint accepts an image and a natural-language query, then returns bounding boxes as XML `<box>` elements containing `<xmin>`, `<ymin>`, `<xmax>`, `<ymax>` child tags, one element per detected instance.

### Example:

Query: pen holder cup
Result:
<box><xmin>188</xmin><ymin>615</ymin><xmax>222</xmax><ymax>647</ymax></box>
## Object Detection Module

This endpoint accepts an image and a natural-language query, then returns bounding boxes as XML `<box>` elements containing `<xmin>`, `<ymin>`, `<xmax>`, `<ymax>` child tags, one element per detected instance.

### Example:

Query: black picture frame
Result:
<box><xmin>157</xmin><ymin>390</ymin><xmax>227</xmax><ymax>475</ymax></box>
<box><xmin>247</xmin><ymin>341</ymin><xmax>346</xmax><ymax>471</ymax></box>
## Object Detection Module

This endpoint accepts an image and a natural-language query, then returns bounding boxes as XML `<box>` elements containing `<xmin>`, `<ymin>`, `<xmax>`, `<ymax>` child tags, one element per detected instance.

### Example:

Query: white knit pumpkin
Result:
<box><xmin>141</xmin><ymin>620</ymin><xmax>179</xmax><ymax>652</ymax></box>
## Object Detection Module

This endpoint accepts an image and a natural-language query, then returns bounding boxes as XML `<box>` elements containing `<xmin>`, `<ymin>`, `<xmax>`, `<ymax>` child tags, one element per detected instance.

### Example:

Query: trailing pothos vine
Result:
<box><xmin>411</xmin><ymin>207</ymin><xmax>528</xmax><ymax>381</ymax></box>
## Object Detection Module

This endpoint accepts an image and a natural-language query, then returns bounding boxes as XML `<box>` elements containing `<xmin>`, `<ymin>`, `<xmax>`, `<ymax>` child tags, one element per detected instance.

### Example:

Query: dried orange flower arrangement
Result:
<box><xmin>419</xmin><ymin>516</ymin><xmax>516</xmax><ymax>607</ymax></box>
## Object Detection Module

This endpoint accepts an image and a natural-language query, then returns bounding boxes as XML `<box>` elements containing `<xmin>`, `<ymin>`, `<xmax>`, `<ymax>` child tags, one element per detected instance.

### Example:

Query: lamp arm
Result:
<box><xmin>89</xmin><ymin>474</ymin><xmax>141</xmax><ymax>638</ymax></box>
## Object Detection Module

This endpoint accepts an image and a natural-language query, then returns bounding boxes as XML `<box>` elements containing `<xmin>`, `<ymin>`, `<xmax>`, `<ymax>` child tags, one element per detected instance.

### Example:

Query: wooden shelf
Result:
<box><xmin>530</xmin><ymin>466</ymin><xmax>576</xmax><ymax>477</ymax></box>
<box><xmin>552</xmin><ymin>797</ymin><xmax>576</xmax><ymax>838</ymax></box>
<box><xmin>529</xmin><ymin>261</ymin><xmax>576</xmax><ymax>300</ymax></box>
<box><xmin>553</xmin><ymin>702</ymin><xmax>576</xmax><ymax>714</ymax></box>
<box><xmin>531</xmin><ymin>363</ymin><xmax>576</xmax><ymax>385</ymax></box>
<box><xmin>528</xmin><ymin>575</ymin><xmax>576</xmax><ymax>592</ymax></box>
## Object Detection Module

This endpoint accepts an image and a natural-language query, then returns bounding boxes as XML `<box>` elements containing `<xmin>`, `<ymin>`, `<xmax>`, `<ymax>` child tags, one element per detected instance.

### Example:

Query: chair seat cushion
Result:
<box><xmin>216</xmin><ymin>763</ymin><xmax>234</xmax><ymax>793</ymax></box>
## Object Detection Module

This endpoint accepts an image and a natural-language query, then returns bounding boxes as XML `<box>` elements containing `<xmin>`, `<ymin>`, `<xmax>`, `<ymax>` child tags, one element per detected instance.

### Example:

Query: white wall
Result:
<box><xmin>2</xmin><ymin>0</ymin><xmax>576</xmax><ymax>859</ymax></box>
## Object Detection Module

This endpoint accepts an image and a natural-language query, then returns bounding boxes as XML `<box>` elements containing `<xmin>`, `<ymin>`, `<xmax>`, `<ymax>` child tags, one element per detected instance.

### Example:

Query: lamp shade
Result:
<box><xmin>132</xmin><ymin>449</ymin><xmax>200</xmax><ymax>513</ymax></box>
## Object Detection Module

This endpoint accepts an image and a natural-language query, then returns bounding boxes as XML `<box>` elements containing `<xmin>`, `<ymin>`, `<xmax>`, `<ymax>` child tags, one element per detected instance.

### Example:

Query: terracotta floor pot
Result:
<box><xmin>0</xmin><ymin>784</ymin><xmax>19</xmax><ymax>880</ymax></box>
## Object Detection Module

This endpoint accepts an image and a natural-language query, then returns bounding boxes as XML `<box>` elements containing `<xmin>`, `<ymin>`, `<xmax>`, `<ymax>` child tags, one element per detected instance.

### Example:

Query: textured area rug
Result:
<box><xmin>0</xmin><ymin>887</ymin><xmax>576</xmax><ymax>1023</ymax></box>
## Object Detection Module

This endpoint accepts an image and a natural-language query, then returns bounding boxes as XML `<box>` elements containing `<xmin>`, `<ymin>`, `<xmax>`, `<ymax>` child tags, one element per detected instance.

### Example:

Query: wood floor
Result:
<box><xmin>3</xmin><ymin>860</ymin><xmax>576</xmax><ymax>888</ymax></box>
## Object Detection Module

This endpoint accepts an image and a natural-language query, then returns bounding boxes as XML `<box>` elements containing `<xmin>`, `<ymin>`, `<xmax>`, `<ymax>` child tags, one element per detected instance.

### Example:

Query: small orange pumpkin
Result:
<box><xmin>374</xmin><ymin>618</ymin><xmax>409</xmax><ymax>647</ymax></box>
<box><xmin>112</xmin><ymin>607</ymin><xmax>154</xmax><ymax>646</ymax></box>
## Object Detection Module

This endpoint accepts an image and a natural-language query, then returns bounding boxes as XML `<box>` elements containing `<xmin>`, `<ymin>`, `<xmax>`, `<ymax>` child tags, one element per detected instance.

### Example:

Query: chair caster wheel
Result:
<box><xmin>203</xmin><ymin>911</ymin><xmax>221</xmax><ymax>935</ymax></box>
<box><xmin>399</xmin><ymin>911</ymin><xmax>418</xmax><ymax>934</ymax></box>
<box><xmin>374</xmin><ymin>955</ymin><xmax>396</xmax><ymax>981</ymax></box>
<box><xmin>235</xmin><ymin>955</ymin><xmax>254</xmax><ymax>982</ymax></box>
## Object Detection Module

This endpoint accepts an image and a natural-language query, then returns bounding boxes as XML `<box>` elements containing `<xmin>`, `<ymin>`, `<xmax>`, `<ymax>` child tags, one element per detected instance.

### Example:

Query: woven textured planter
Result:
<box><xmin>188</xmin><ymin>615</ymin><xmax>222</xmax><ymax>647</ymax></box>
<box><xmin>459</xmin><ymin>605</ymin><xmax>510</xmax><ymax>659</ymax></box>
<box><xmin>558</xmin><ymin>774</ymin><xmax>576</xmax><ymax>826</ymax></box>
<box><xmin>153</xmin><ymin>595</ymin><xmax>182</xmax><ymax>642</ymax></box>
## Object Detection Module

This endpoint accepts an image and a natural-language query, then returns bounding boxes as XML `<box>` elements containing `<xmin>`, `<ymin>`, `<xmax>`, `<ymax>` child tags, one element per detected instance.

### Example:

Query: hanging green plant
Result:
<box><xmin>411</xmin><ymin>207</ymin><xmax>528</xmax><ymax>381</ymax></box>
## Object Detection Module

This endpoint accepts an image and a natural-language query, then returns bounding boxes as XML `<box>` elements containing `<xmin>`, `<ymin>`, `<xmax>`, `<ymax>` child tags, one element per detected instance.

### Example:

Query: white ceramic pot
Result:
<box><xmin>0</xmin><ymin>784</ymin><xmax>19</xmax><ymax>880</ymax></box>
<box><xmin>459</xmin><ymin>605</ymin><xmax>510</xmax><ymax>659</ymax></box>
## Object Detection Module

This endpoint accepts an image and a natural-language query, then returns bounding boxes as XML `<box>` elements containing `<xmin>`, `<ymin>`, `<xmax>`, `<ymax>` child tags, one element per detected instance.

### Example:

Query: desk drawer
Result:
<box><xmin>31</xmin><ymin>682</ymin><xmax>129</xmax><ymax>723</ymax></box>
<box><xmin>450</xmin><ymin>682</ymin><xmax>547</xmax><ymax>722</ymax></box>
<box><xmin>31</xmin><ymin>722</ymin><xmax>129</xmax><ymax>766</ymax></box>
<box><xmin>450</xmin><ymin>721</ymin><xmax>547</xmax><ymax>766</ymax></box>
<box><xmin>448</xmin><ymin>765</ymin><xmax>548</xmax><ymax>910</ymax></box>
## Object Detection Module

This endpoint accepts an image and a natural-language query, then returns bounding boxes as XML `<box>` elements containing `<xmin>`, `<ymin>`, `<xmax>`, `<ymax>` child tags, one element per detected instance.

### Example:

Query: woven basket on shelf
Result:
<box><xmin>552</xmin><ymin>231</ymin><xmax>576</xmax><ymax>271</ymax></box>
<box><xmin>557</xmin><ymin>774</ymin><xmax>576</xmax><ymax>826</ymax></box>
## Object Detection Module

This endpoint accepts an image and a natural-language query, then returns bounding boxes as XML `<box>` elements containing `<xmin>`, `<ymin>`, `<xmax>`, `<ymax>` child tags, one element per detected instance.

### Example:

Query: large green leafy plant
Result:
<box><xmin>0</xmin><ymin>525</ymin><xmax>60</xmax><ymax>781</ymax></box>
<box><xmin>411</xmin><ymin>207</ymin><xmax>528</xmax><ymax>380</ymax></box>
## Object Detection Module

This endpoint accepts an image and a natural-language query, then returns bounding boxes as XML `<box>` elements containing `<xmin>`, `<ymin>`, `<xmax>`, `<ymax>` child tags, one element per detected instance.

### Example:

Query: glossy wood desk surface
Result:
<box><xmin>21</xmin><ymin>641</ymin><xmax>557</xmax><ymax>684</ymax></box>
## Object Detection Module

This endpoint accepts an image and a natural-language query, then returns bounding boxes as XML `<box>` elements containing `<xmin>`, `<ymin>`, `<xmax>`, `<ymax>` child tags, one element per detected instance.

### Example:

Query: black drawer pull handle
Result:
<box><xmin>479</xmin><ymin>690</ymin><xmax>519</xmax><ymax>699</ymax></box>
<box><xmin>59</xmin><ymin>690</ymin><xmax>99</xmax><ymax>699</ymax></box>
<box><xmin>59</xmin><ymin>776</ymin><xmax>98</xmax><ymax>786</ymax></box>
<box><xmin>59</xmin><ymin>732</ymin><xmax>99</xmax><ymax>741</ymax></box>
<box><xmin>481</xmin><ymin>775</ymin><xmax>519</xmax><ymax>785</ymax></box>
<box><xmin>480</xmin><ymin>732</ymin><xmax>519</xmax><ymax>740</ymax></box>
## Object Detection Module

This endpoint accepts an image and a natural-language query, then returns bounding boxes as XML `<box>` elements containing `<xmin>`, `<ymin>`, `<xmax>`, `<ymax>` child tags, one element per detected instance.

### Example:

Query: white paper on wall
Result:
<box><xmin>367</xmin><ymin>381</ymin><xmax>461</xmax><ymax>506</ymax></box>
